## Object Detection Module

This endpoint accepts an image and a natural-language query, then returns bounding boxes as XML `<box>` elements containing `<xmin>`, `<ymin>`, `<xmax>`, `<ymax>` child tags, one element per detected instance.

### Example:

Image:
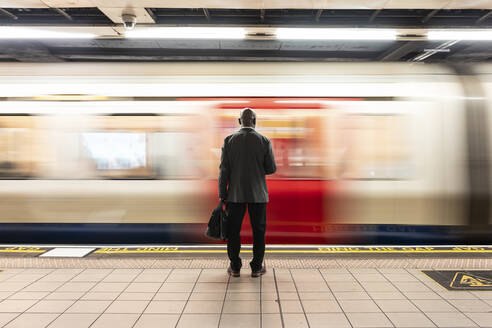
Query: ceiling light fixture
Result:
<box><xmin>275</xmin><ymin>28</ymin><xmax>397</xmax><ymax>40</ymax></box>
<box><xmin>125</xmin><ymin>27</ymin><xmax>246</xmax><ymax>39</ymax></box>
<box><xmin>427</xmin><ymin>29</ymin><xmax>492</xmax><ymax>40</ymax></box>
<box><xmin>0</xmin><ymin>27</ymin><xmax>95</xmax><ymax>39</ymax></box>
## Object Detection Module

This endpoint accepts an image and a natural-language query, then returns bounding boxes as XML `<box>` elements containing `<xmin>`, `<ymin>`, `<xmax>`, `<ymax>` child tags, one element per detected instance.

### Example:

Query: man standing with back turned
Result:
<box><xmin>219</xmin><ymin>108</ymin><xmax>277</xmax><ymax>277</ymax></box>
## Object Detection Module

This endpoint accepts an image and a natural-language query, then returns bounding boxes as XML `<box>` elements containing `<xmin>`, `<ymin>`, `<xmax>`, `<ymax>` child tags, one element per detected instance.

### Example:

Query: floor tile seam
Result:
<box><xmin>352</xmin><ymin>275</ymin><xmax>392</xmax><ymax>285</ymax></box>
<box><xmin>459</xmin><ymin>311</ymin><xmax>488</xmax><ymax>327</ymax></box>
<box><xmin>405</xmin><ymin>267</ymin><xmax>483</xmax><ymax>320</ymax></box>
<box><xmin>446</xmin><ymin>298</ymin><xmax>492</xmax><ymax>310</ymax></box>
<box><xmin>0</xmin><ymin>312</ymin><xmax>21</xmax><ymax>327</ymax></box>
<box><xmin>408</xmin><ymin>268</ymin><xmax>454</xmax><ymax>293</ymax></box>
<box><xmin>288</xmin><ymin>269</ymin><xmax>311</xmax><ymax>328</ymax></box>
<box><xmin>0</xmin><ymin>267</ymin><xmax>69</xmax><ymax>328</ymax></box>
<box><xmin>128</xmin><ymin>268</ymin><xmax>173</xmax><ymax>328</ymax></box>
<box><xmin>272</xmin><ymin>268</ymin><xmax>285</xmax><ymax>328</ymax></box>
<box><xmin>2</xmin><ymin>269</ymin><xmax>53</xmax><ymax>284</ymax></box>
<box><xmin>146</xmin><ymin>259</ymin><xmax>159</xmax><ymax>271</ymax></box>
<box><xmin>404</xmin><ymin>268</ymin><xmax>447</xmax><ymax>295</ymax></box>
<box><xmin>171</xmin><ymin>269</ymin><xmax>204</xmax><ymax>327</ymax></box>
<box><xmin>347</xmin><ymin>268</ymin><xmax>397</xmax><ymax>327</ymax></box>
<box><xmin>0</xmin><ymin>276</ymin><xmax>50</xmax><ymax>293</ymax></box>
<box><xmin>42</xmin><ymin>267</ymin><xmax>117</xmax><ymax>328</ymax></box>
<box><xmin>259</xmin><ymin>270</ymin><xmax>262</xmax><ymax>328</ymax></box>
<box><xmin>317</xmin><ymin>268</ymin><xmax>354</xmax><ymax>328</ymax></box>
<box><xmin>378</xmin><ymin>267</ymin><xmax>439</xmax><ymax>328</ymax></box>
<box><xmin>462</xmin><ymin>312</ymin><xmax>492</xmax><ymax>328</ymax></box>
<box><xmin>87</xmin><ymin>268</ymin><xmax>142</xmax><ymax>328</ymax></box>
<box><xmin>216</xmin><ymin>271</ymin><xmax>230</xmax><ymax>328</ymax></box>
<box><xmin>222</xmin><ymin>311</ymin><xmax>263</xmax><ymax>314</ymax></box>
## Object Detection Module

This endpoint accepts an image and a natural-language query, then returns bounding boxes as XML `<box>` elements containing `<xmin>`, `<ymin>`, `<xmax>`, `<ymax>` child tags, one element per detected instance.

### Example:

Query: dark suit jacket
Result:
<box><xmin>219</xmin><ymin>127</ymin><xmax>276</xmax><ymax>203</ymax></box>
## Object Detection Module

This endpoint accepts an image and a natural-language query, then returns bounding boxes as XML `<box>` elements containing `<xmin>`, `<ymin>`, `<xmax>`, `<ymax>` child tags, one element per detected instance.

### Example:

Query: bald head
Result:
<box><xmin>239</xmin><ymin>107</ymin><xmax>256</xmax><ymax>128</ymax></box>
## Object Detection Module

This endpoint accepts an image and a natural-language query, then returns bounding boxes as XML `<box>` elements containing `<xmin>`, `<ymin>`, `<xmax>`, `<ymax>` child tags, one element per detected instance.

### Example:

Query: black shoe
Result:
<box><xmin>251</xmin><ymin>265</ymin><xmax>266</xmax><ymax>278</ymax></box>
<box><xmin>227</xmin><ymin>266</ymin><xmax>240</xmax><ymax>277</ymax></box>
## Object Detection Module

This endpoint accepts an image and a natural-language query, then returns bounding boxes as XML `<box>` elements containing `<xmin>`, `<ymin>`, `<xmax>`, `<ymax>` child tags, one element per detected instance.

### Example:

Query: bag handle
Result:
<box><xmin>216</xmin><ymin>200</ymin><xmax>225</xmax><ymax>211</ymax></box>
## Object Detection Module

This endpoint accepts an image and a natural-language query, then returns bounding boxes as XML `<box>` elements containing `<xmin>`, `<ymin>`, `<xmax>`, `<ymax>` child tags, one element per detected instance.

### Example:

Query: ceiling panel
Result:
<box><xmin>91</xmin><ymin>0</ymin><xmax>263</xmax><ymax>9</ymax></box>
<box><xmin>0</xmin><ymin>0</ymin><xmax>47</xmax><ymax>7</ymax></box>
<box><xmin>97</xmin><ymin>7</ymin><xmax>155</xmax><ymax>23</ymax></box>
<box><xmin>40</xmin><ymin>0</ymin><xmax>96</xmax><ymax>7</ymax></box>
<box><xmin>87</xmin><ymin>0</ymin><xmax>491</xmax><ymax>9</ymax></box>
<box><xmin>386</xmin><ymin>0</ymin><xmax>451</xmax><ymax>9</ymax></box>
<box><xmin>3</xmin><ymin>0</ymin><xmax>490</xmax><ymax>9</ymax></box>
<box><xmin>445</xmin><ymin>0</ymin><xmax>492</xmax><ymax>9</ymax></box>
<box><xmin>0</xmin><ymin>2</ymin><xmax>490</xmax><ymax>63</ymax></box>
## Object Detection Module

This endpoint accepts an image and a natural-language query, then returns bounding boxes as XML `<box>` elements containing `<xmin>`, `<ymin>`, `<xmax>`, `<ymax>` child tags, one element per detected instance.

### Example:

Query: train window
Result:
<box><xmin>213</xmin><ymin>108</ymin><xmax>328</xmax><ymax>179</ymax></box>
<box><xmin>82</xmin><ymin>132</ymin><xmax>147</xmax><ymax>171</ymax></box>
<box><xmin>148</xmin><ymin>132</ymin><xmax>202</xmax><ymax>179</ymax></box>
<box><xmin>0</xmin><ymin>115</ymin><xmax>36</xmax><ymax>179</ymax></box>
<box><xmin>261</xmin><ymin>116</ymin><xmax>325</xmax><ymax>179</ymax></box>
<box><xmin>80</xmin><ymin>114</ymin><xmax>200</xmax><ymax>179</ymax></box>
<box><xmin>336</xmin><ymin>114</ymin><xmax>411</xmax><ymax>180</ymax></box>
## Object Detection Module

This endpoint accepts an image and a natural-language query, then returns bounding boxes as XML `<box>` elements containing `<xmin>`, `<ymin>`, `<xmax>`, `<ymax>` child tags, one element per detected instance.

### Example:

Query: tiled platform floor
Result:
<box><xmin>0</xmin><ymin>257</ymin><xmax>490</xmax><ymax>327</ymax></box>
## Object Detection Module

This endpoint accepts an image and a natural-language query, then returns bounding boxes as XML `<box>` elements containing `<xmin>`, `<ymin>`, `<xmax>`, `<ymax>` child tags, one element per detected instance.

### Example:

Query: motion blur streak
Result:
<box><xmin>0</xmin><ymin>62</ymin><xmax>490</xmax><ymax>244</ymax></box>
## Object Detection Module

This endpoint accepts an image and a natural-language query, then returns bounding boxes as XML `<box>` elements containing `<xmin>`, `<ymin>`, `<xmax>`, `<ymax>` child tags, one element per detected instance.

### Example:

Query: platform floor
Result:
<box><xmin>0</xmin><ymin>248</ymin><xmax>490</xmax><ymax>328</ymax></box>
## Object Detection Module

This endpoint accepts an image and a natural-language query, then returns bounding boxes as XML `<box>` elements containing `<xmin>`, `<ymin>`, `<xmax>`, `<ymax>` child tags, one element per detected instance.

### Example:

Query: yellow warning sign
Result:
<box><xmin>423</xmin><ymin>270</ymin><xmax>492</xmax><ymax>291</ymax></box>
<box><xmin>451</xmin><ymin>272</ymin><xmax>492</xmax><ymax>289</ymax></box>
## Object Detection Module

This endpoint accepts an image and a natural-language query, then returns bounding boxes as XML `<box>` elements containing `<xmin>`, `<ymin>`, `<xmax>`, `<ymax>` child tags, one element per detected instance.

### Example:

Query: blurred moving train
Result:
<box><xmin>0</xmin><ymin>62</ymin><xmax>491</xmax><ymax>244</ymax></box>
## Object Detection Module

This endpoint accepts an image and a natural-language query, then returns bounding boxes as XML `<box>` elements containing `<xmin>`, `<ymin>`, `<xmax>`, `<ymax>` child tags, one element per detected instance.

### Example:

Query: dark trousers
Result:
<box><xmin>226</xmin><ymin>202</ymin><xmax>266</xmax><ymax>271</ymax></box>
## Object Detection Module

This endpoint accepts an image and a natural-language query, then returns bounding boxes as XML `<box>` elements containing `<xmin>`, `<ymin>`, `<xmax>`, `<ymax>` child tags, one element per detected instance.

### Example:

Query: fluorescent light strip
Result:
<box><xmin>275</xmin><ymin>100</ymin><xmax>327</xmax><ymax>103</ymax></box>
<box><xmin>126</xmin><ymin>27</ymin><xmax>246</xmax><ymax>39</ymax></box>
<box><xmin>428</xmin><ymin>30</ymin><xmax>492</xmax><ymax>41</ymax></box>
<box><xmin>1</xmin><ymin>26</ymin><xmax>486</xmax><ymax>42</ymax></box>
<box><xmin>0</xmin><ymin>27</ymin><xmax>95</xmax><ymax>39</ymax></box>
<box><xmin>276</xmin><ymin>28</ymin><xmax>397</xmax><ymax>40</ymax></box>
<box><xmin>126</xmin><ymin>27</ymin><xmax>396</xmax><ymax>40</ymax></box>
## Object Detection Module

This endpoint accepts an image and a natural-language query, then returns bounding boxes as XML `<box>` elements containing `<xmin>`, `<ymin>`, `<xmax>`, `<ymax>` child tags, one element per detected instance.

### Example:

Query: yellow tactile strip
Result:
<box><xmin>0</xmin><ymin>257</ymin><xmax>491</xmax><ymax>269</ymax></box>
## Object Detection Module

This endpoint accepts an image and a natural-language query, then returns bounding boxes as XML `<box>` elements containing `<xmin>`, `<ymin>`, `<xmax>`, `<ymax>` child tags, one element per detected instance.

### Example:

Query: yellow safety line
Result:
<box><xmin>93</xmin><ymin>249</ymin><xmax>492</xmax><ymax>254</ymax></box>
<box><xmin>0</xmin><ymin>250</ymin><xmax>45</xmax><ymax>253</ymax></box>
<box><xmin>315</xmin><ymin>250</ymin><xmax>492</xmax><ymax>253</ymax></box>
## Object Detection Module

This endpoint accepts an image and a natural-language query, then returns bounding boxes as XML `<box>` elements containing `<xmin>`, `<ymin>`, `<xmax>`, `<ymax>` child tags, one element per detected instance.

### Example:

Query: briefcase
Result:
<box><xmin>205</xmin><ymin>201</ymin><xmax>228</xmax><ymax>241</ymax></box>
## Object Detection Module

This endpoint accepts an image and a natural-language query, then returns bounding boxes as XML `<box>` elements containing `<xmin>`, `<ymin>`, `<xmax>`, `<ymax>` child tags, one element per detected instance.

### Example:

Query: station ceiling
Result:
<box><xmin>0</xmin><ymin>0</ymin><xmax>491</xmax><ymax>62</ymax></box>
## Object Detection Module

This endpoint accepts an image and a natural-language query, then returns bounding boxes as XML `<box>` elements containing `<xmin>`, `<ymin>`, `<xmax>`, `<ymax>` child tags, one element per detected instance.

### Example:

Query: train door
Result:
<box><xmin>211</xmin><ymin>98</ymin><xmax>331</xmax><ymax>243</ymax></box>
